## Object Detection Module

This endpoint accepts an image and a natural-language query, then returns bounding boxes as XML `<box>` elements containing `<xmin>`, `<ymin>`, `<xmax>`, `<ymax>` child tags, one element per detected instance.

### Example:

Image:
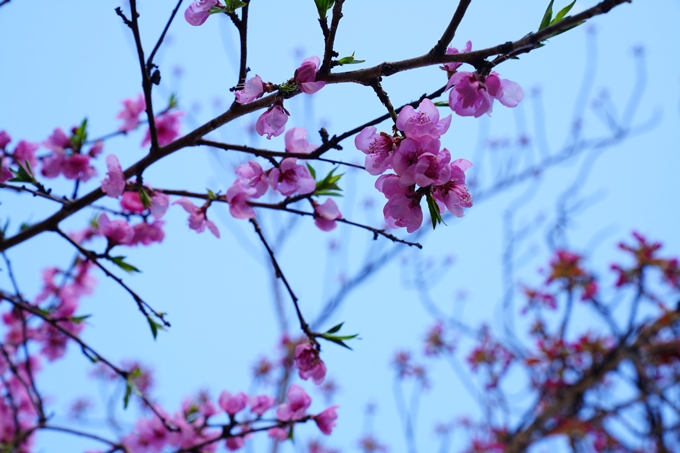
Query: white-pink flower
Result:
<box><xmin>184</xmin><ymin>0</ymin><xmax>218</xmax><ymax>26</ymax></box>
<box><xmin>276</xmin><ymin>384</ymin><xmax>311</xmax><ymax>421</ymax></box>
<box><xmin>101</xmin><ymin>155</ymin><xmax>126</xmax><ymax>198</ymax></box>
<box><xmin>294</xmin><ymin>56</ymin><xmax>326</xmax><ymax>94</ymax></box>
<box><xmin>173</xmin><ymin>197</ymin><xmax>220</xmax><ymax>238</ymax></box>
<box><xmin>314</xmin><ymin>199</ymin><xmax>342</xmax><ymax>232</ymax></box>
<box><xmin>235</xmin><ymin>75</ymin><xmax>264</xmax><ymax>104</ymax></box>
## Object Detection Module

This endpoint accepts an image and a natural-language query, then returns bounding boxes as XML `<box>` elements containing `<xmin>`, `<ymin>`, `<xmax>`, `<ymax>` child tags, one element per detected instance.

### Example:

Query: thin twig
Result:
<box><xmin>320</xmin><ymin>0</ymin><xmax>345</xmax><ymax>75</ymax></box>
<box><xmin>146</xmin><ymin>0</ymin><xmax>184</xmax><ymax>72</ymax></box>
<box><xmin>430</xmin><ymin>0</ymin><xmax>473</xmax><ymax>56</ymax></box>
<box><xmin>0</xmin><ymin>182</ymin><xmax>71</xmax><ymax>205</ymax></box>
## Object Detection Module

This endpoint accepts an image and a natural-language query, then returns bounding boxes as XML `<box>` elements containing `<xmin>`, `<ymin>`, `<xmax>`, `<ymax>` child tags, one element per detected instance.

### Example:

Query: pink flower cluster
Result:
<box><xmin>355</xmin><ymin>99</ymin><xmax>473</xmax><ymax>233</ymax></box>
<box><xmin>443</xmin><ymin>42</ymin><xmax>524</xmax><ymax>118</ymax></box>
<box><xmin>41</xmin><ymin>128</ymin><xmax>100</xmax><ymax>181</ymax></box>
<box><xmin>0</xmin><ymin>130</ymin><xmax>40</xmax><ymax>183</ymax></box>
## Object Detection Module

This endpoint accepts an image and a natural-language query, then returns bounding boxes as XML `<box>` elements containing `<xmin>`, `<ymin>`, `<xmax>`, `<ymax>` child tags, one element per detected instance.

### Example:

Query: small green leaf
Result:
<box><xmin>315</xmin><ymin>167</ymin><xmax>344</xmax><ymax>196</ymax></box>
<box><xmin>72</xmin><ymin>118</ymin><xmax>88</xmax><ymax>149</ymax></box>
<box><xmin>108</xmin><ymin>256</ymin><xmax>141</xmax><ymax>274</ymax></box>
<box><xmin>551</xmin><ymin>0</ymin><xmax>576</xmax><ymax>25</ymax></box>
<box><xmin>326</xmin><ymin>322</ymin><xmax>344</xmax><ymax>334</ymax></box>
<box><xmin>9</xmin><ymin>161</ymin><xmax>36</xmax><ymax>184</ymax></box>
<box><xmin>539</xmin><ymin>0</ymin><xmax>554</xmax><ymax>31</ymax></box>
<box><xmin>19</xmin><ymin>222</ymin><xmax>31</xmax><ymax>232</ymax></box>
<box><xmin>337</xmin><ymin>52</ymin><xmax>366</xmax><ymax>66</ymax></box>
<box><xmin>168</xmin><ymin>93</ymin><xmax>178</xmax><ymax>109</ymax></box>
<box><xmin>279</xmin><ymin>80</ymin><xmax>298</xmax><ymax>93</ymax></box>
<box><xmin>123</xmin><ymin>381</ymin><xmax>133</xmax><ymax>409</ymax></box>
<box><xmin>314</xmin><ymin>0</ymin><xmax>335</xmax><ymax>19</ymax></box>
<box><xmin>433</xmin><ymin>101</ymin><xmax>449</xmax><ymax>107</ymax></box>
<box><xmin>306</xmin><ymin>163</ymin><xmax>317</xmax><ymax>180</ymax></box>
<box><xmin>147</xmin><ymin>317</ymin><xmax>166</xmax><ymax>340</ymax></box>
<box><xmin>207</xmin><ymin>189</ymin><xmax>218</xmax><ymax>200</ymax></box>
<box><xmin>318</xmin><ymin>332</ymin><xmax>359</xmax><ymax>350</ymax></box>
<box><xmin>138</xmin><ymin>188</ymin><xmax>152</xmax><ymax>209</ymax></box>
<box><xmin>425</xmin><ymin>191</ymin><xmax>445</xmax><ymax>230</ymax></box>
<box><xmin>70</xmin><ymin>314</ymin><xmax>91</xmax><ymax>324</ymax></box>
<box><xmin>224</xmin><ymin>0</ymin><xmax>247</xmax><ymax>11</ymax></box>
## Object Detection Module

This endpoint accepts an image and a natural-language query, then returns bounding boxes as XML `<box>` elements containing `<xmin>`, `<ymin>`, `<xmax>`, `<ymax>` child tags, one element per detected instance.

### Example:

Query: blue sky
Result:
<box><xmin>1</xmin><ymin>0</ymin><xmax>680</xmax><ymax>452</ymax></box>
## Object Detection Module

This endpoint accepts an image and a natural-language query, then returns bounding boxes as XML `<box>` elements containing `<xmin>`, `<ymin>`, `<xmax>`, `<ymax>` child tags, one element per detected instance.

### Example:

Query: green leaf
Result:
<box><xmin>72</xmin><ymin>118</ymin><xmax>88</xmax><ymax>149</ymax></box>
<box><xmin>108</xmin><ymin>256</ymin><xmax>141</xmax><ymax>274</ymax></box>
<box><xmin>306</xmin><ymin>163</ymin><xmax>317</xmax><ymax>180</ymax></box>
<box><xmin>224</xmin><ymin>0</ymin><xmax>247</xmax><ymax>11</ymax></box>
<box><xmin>315</xmin><ymin>0</ymin><xmax>335</xmax><ymax>19</ymax></box>
<box><xmin>69</xmin><ymin>314</ymin><xmax>91</xmax><ymax>324</ymax></box>
<box><xmin>326</xmin><ymin>322</ymin><xmax>344</xmax><ymax>334</ymax></box>
<box><xmin>206</xmin><ymin>189</ymin><xmax>218</xmax><ymax>200</ymax></box>
<box><xmin>279</xmin><ymin>80</ymin><xmax>298</xmax><ymax>93</ymax></box>
<box><xmin>337</xmin><ymin>52</ymin><xmax>366</xmax><ymax>66</ymax></box>
<box><xmin>168</xmin><ymin>93</ymin><xmax>178</xmax><ymax>109</ymax></box>
<box><xmin>123</xmin><ymin>381</ymin><xmax>133</xmax><ymax>409</ymax></box>
<box><xmin>551</xmin><ymin>0</ymin><xmax>576</xmax><ymax>25</ymax></box>
<box><xmin>318</xmin><ymin>332</ymin><xmax>359</xmax><ymax>350</ymax></box>
<box><xmin>138</xmin><ymin>188</ymin><xmax>152</xmax><ymax>209</ymax></box>
<box><xmin>315</xmin><ymin>167</ymin><xmax>344</xmax><ymax>195</ymax></box>
<box><xmin>9</xmin><ymin>161</ymin><xmax>36</xmax><ymax>184</ymax></box>
<box><xmin>147</xmin><ymin>317</ymin><xmax>166</xmax><ymax>340</ymax></box>
<box><xmin>538</xmin><ymin>0</ymin><xmax>554</xmax><ymax>31</ymax></box>
<box><xmin>433</xmin><ymin>101</ymin><xmax>449</xmax><ymax>107</ymax></box>
<box><xmin>425</xmin><ymin>191</ymin><xmax>445</xmax><ymax>230</ymax></box>
<box><xmin>19</xmin><ymin>222</ymin><xmax>31</xmax><ymax>232</ymax></box>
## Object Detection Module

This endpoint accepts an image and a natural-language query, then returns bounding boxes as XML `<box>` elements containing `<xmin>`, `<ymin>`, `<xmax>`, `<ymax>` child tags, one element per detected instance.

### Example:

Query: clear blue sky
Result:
<box><xmin>1</xmin><ymin>1</ymin><xmax>679</xmax><ymax>452</ymax></box>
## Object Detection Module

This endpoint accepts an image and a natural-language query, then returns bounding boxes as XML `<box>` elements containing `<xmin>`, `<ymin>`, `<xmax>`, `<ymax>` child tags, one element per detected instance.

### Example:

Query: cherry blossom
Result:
<box><xmin>0</xmin><ymin>130</ymin><xmax>10</xmax><ymax>149</ymax></box>
<box><xmin>248</xmin><ymin>394</ymin><xmax>275</xmax><ymax>415</ymax></box>
<box><xmin>294</xmin><ymin>56</ymin><xmax>326</xmax><ymax>94</ymax></box>
<box><xmin>256</xmin><ymin>104</ymin><xmax>288</xmax><ymax>139</ymax></box>
<box><xmin>441</xmin><ymin>40</ymin><xmax>472</xmax><ymax>74</ymax></box>
<box><xmin>294</xmin><ymin>341</ymin><xmax>327</xmax><ymax>384</ymax></box>
<box><xmin>101</xmin><ymin>154</ymin><xmax>126</xmax><ymax>198</ymax></box>
<box><xmin>354</xmin><ymin>127</ymin><xmax>397</xmax><ymax>175</ymax></box>
<box><xmin>268</xmin><ymin>427</ymin><xmax>289</xmax><ymax>441</ymax></box>
<box><xmin>314</xmin><ymin>406</ymin><xmax>339</xmax><ymax>435</ymax></box>
<box><xmin>314</xmin><ymin>199</ymin><xmax>342</xmax><ymax>232</ymax></box>
<box><xmin>396</xmin><ymin>98</ymin><xmax>451</xmax><ymax>141</ymax></box>
<box><xmin>447</xmin><ymin>71</ymin><xmax>524</xmax><ymax>118</ymax></box>
<box><xmin>142</xmin><ymin>111</ymin><xmax>184</xmax><ymax>147</ymax></box>
<box><xmin>235</xmin><ymin>75</ymin><xmax>264</xmax><ymax>104</ymax></box>
<box><xmin>276</xmin><ymin>384</ymin><xmax>311</xmax><ymax>421</ymax></box>
<box><xmin>433</xmin><ymin>158</ymin><xmax>473</xmax><ymax>218</ymax></box>
<box><xmin>184</xmin><ymin>0</ymin><xmax>218</xmax><ymax>26</ymax></box>
<box><xmin>226</xmin><ymin>184</ymin><xmax>257</xmax><ymax>219</ymax></box>
<box><xmin>173</xmin><ymin>197</ymin><xmax>221</xmax><ymax>238</ymax></box>
<box><xmin>219</xmin><ymin>391</ymin><xmax>248</xmax><ymax>415</ymax></box>
<box><xmin>97</xmin><ymin>213</ymin><xmax>134</xmax><ymax>246</ymax></box>
<box><xmin>268</xmin><ymin>158</ymin><xmax>316</xmax><ymax>196</ymax></box>
<box><xmin>131</xmin><ymin>221</ymin><xmax>165</xmax><ymax>246</ymax></box>
<box><xmin>285</xmin><ymin>127</ymin><xmax>318</xmax><ymax>154</ymax></box>
<box><xmin>12</xmin><ymin>140</ymin><xmax>39</xmax><ymax>170</ymax></box>
<box><xmin>116</xmin><ymin>94</ymin><xmax>146</xmax><ymax>132</ymax></box>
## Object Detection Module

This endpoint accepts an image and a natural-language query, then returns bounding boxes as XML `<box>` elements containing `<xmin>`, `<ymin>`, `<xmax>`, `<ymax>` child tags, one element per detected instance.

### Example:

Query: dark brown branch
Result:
<box><xmin>320</xmin><ymin>0</ymin><xmax>345</xmax><ymax>75</ymax></box>
<box><xmin>41</xmin><ymin>425</ymin><xmax>120</xmax><ymax>448</ymax></box>
<box><xmin>146</xmin><ymin>0</ymin><xmax>184</xmax><ymax>72</ymax></box>
<box><xmin>430</xmin><ymin>0</ymin><xmax>473</xmax><ymax>56</ymax></box>
<box><xmin>237</xmin><ymin>1</ymin><xmax>250</xmax><ymax>85</ymax></box>
<box><xmin>54</xmin><ymin>228</ymin><xmax>170</xmax><ymax>328</ymax></box>
<box><xmin>0</xmin><ymin>182</ymin><xmax>71</xmax><ymax>205</ymax></box>
<box><xmin>369</xmin><ymin>80</ymin><xmax>398</xmax><ymax>123</ymax></box>
<box><xmin>249</xmin><ymin>218</ymin><xmax>312</xmax><ymax>337</ymax></box>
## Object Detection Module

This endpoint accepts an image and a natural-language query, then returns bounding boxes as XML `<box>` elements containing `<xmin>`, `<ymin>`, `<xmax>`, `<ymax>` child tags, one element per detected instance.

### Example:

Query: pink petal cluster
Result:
<box><xmin>174</xmin><ymin>197</ymin><xmax>220</xmax><ymax>238</ymax></box>
<box><xmin>225</xmin><ymin>161</ymin><xmax>269</xmax><ymax>219</ymax></box>
<box><xmin>355</xmin><ymin>98</ymin><xmax>473</xmax><ymax>233</ymax></box>
<box><xmin>314</xmin><ymin>199</ymin><xmax>342</xmax><ymax>232</ymax></box>
<box><xmin>235</xmin><ymin>75</ymin><xmax>264</xmax><ymax>104</ymax></box>
<box><xmin>142</xmin><ymin>111</ymin><xmax>184</xmax><ymax>147</ymax></box>
<box><xmin>294</xmin><ymin>56</ymin><xmax>326</xmax><ymax>94</ymax></box>
<box><xmin>97</xmin><ymin>213</ymin><xmax>134</xmax><ymax>246</ymax></box>
<box><xmin>120</xmin><ymin>190</ymin><xmax>170</xmax><ymax>219</ymax></box>
<box><xmin>12</xmin><ymin>140</ymin><xmax>39</xmax><ymax>171</ymax></box>
<box><xmin>248</xmin><ymin>394</ymin><xmax>275</xmax><ymax>415</ymax></box>
<box><xmin>117</xmin><ymin>94</ymin><xmax>146</xmax><ymax>132</ymax></box>
<box><xmin>41</xmin><ymin>128</ymin><xmax>96</xmax><ymax>181</ymax></box>
<box><xmin>256</xmin><ymin>104</ymin><xmax>288</xmax><ymax>139</ymax></box>
<box><xmin>0</xmin><ymin>130</ymin><xmax>10</xmax><ymax>149</ymax></box>
<box><xmin>131</xmin><ymin>221</ymin><xmax>165</xmax><ymax>246</ymax></box>
<box><xmin>285</xmin><ymin>127</ymin><xmax>318</xmax><ymax>154</ymax></box>
<box><xmin>447</xmin><ymin>71</ymin><xmax>523</xmax><ymax>118</ymax></box>
<box><xmin>276</xmin><ymin>384</ymin><xmax>311</xmax><ymax>421</ymax></box>
<box><xmin>314</xmin><ymin>406</ymin><xmax>339</xmax><ymax>435</ymax></box>
<box><xmin>441</xmin><ymin>40</ymin><xmax>472</xmax><ymax>74</ymax></box>
<box><xmin>219</xmin><ymin>391</ymin><xmax>247</xmax><ymax>415</ymax></box>
<box><xmin>294</xmin><ymin>342</ymin><xmax>327</xmax><ymax>384</ymax></box>
<box><xmin>184</xmin><ymin>0</ymin><xmax>218</xmax><ymax>26</ymax></box>
<box><xmin>100</xmin><ymin>154</ymin><xmax>126</xmax><ymax>198</ymax></box>
<box><xmin>269</xmin><ymin>158</ymin><xmax>316</xmax><ymax>196</ymax></box>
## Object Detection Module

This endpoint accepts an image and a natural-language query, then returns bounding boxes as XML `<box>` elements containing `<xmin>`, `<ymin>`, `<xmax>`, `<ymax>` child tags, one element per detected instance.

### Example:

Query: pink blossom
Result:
<box><xmin>285</xmin><ymin>127</ymin><xmax>318</xmax><ymax>154</ymax></box>
<box><xmin>88</xmin><ymin>140</ymin><xmax>104</xmax><ymax>157</ymax></box>
<box><xmin>433</xmin><ymin>159</ymin><xmax>473</xmax><ymax>217</ymax></box>
<box><xmin>132</xmin><ymin>221</ymin><xmax>165</xmax><ymax>246</ymax></box>
<box><xmin>0</xmin><ymin>158</ymin><xmax>12</xmax><ymax>183</ymax></box>
<box><xmin>269</xmin><ymin>158</ymin><xmax>316</xmax><ymax>196</ymax></box>
<box><xmin>121</xmin><ymin>192</ymin><xmax>146</xmax><ymax>213</ymax></box>
<box><xmin>62</xmin><ymin>154</ymin><xmax>96</xmax><ymax>181</ymax></box>
<box><xmin>235</xmin><ymin>75</ymin><xmax>264</xmax><ymax>104</ymax></box>
<box><xmin>276</xmin><ymin>384</ymin><xmax>311</xmax><ymax>421</ymax></box>
<box><xmin>248</xmin><ymin>394</ymin><xmax>276</xmax><ymax>415</ymax></box>
<box><xmin>392</xmin><ymin>137</ymin><xmax>440</xmax><ymax>178</ymax></box>
<box><xmin>226</xmin><ymin>184</ymin><xmax>257</xmax><ymax>219</ymax></box>
<box><xmin>354</xmin><ymin>127</ymin><xmax>397</xmax><ymax>175</ymax></box>
<box><xmin>97</xmin><ymin>213</ymin><xmax>134</xmax><ymax>245</ymax></box>
<box><xmin>150</xmin><ymin>192</ymin><xmax>170</xmax><ymax>219</ymax></box>
<box><xmin>268</xmin><ymin>427</ymin><xmax>289</xmax><ymax>441</ymax></box>
<box><xmin>41</xmin><ymin>150</ymin><xmax>65</xmax><ymax>178</ymax></box>
<box><xmin>219</xmin><ymin>391</ymin><xmax>248</xmax><ymax>415</ymax></box>
<box><xmin>235</xmin><ymin>161</ymin><xmax>269</xmax><ymax>197</ymax></box>
<box><xmin>376</xmin><ymin>175</ymin><xmax>423</xmax><ymax>233</ymax></box>
<box><xmin>185</xmin><ymin>0</ymin><xmax>218</xmax><ymax>26</ymax></box>
<box><xmin>294</xmin><ymin>342</ymin><xmax>327</xmax><ymax>384</ymax></box>
<box><xmin>142</xmin><ymin>111</ymin><xmax>184</xmax><ymax>147</ymax></box>
<box><xmin>44</xmin><ymin>128</ymin><xmax>71</xmax><ymax>152</ymax></box>
<box><xmin>441</xmin><ymin>40</ymin><xmax>472</xmax><ymax>74</ymax></box>
<box><xmin>447</xmin><ymin>72</ymin><xmax>523</xmax><ymax>118</ymax></box>
<box><xmin>255</xmin><ymin>104</ymin><xmax>288</xmax><ymax>139</ymax></box>
<box><xmin>314</xmin><ymin>199</ymin><xmax>342</xmax><ymax>233</ymax></box>
<box><xmin>12</xmin><ymin>140</ymin><xmax>39</xmax><ymax>170</ymax></box>
<box><xmin>396</xmin><ymin>98</ymin><xmax>451</xmax><ymax>141</ymax></box>
<box><xmin>400</xmin><ymin>147</ymin><xmax>452</xmax><ymax>188</ymax></box>
<box><xmin>294</xmin><ymin>56</ymin><xmax>326</xmax><ymax>94</ymax></box>
<box><xmin>101</xmin><ymin>154</ymin><xmax>126</xmax><ymax>198</ymax></box>
<box><xmin>314</xmin><ymin>406</ymin><xmax>339</xmax><ymax>435</ymax></box>
<box><xmin>225</xmin><ymin>436</ymin><xmax>245</xmax><ymax>451</ymax></box>
<box><xmin>173</xmin><ymin>197</ymin><xmax>220</xmax><ymax>238</ymax></box>
<box><xmin>117</xmin><ymin>94</ymin><xmax>146</xmax><ymax>132</ymax></box>
<box><xmin>0</xmin><ymin>130</ymin><xmax>10</xmax><ymax>149</ymax></box>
